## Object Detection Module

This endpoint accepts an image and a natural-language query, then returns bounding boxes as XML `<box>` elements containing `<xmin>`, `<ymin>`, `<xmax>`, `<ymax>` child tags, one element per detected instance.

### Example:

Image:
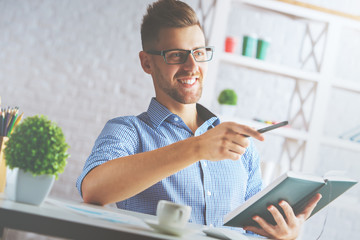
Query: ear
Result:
<box><xmin>139</xmin><ymin>51</ymin><xmax>152</xmax><ymax>74</ymax></box>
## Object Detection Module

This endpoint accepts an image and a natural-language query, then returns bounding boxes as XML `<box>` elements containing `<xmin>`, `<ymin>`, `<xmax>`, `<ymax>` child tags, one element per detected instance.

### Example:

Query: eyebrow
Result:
<box><xmin>162</xmin><ymin>46</ymin><xmax>207</xmax><ymax>51</ymax></box>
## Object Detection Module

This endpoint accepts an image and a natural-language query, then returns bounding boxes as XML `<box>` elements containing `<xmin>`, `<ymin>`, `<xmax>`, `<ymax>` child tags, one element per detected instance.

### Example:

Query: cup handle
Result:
<box><xmin>177</xmin><ymin>209</ymin><xmax>183</xmax><ymax>220</ymax></box>
<box><xmin>156</xmin><ymin>203</ymin><xmax>163</xmax><ymax>216</ymax></box>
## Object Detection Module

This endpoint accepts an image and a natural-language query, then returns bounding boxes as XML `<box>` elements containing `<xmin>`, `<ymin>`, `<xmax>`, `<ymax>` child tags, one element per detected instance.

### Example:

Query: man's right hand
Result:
<box><xmin>196</xmin><ymin>122</ymin><xmax>264</xmax><ymax>161</ymax></box>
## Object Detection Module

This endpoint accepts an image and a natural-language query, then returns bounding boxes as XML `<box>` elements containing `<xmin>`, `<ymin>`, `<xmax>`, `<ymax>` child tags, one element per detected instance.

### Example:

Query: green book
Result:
<box><xmin>224</xmin><ymin>171</ymin><xmax>358</xmax><ymax>228</ymax></box>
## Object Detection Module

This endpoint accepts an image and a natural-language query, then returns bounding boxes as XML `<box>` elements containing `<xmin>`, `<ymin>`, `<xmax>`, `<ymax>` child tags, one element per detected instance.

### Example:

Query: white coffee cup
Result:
<box><xmin>156</xmin><ymin>200</ymin><xmax>191</xmax><ymax>228</ymax></box>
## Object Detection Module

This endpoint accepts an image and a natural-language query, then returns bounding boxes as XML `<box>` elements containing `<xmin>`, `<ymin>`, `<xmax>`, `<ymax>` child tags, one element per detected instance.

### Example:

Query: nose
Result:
<box><xmin>183</xmin><ymin>52</ymin><xmax>199</xmax><ymax>71</ymax></box>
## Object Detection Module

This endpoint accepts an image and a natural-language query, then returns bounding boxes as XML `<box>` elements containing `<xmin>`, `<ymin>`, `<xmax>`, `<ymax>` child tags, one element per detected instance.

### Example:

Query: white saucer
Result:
<box><xmin>144</xmin><ymin>219</ymin><xmax>201</xmax><ymax>236</ymax></box>
<box><xmin>203</xmin><ymin>227</ymin><xmax>250</xmax><ymax>240</ymax></box>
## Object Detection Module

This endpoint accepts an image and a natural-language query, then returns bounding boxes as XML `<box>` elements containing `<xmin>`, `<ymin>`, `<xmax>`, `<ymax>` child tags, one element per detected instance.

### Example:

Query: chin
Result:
<box><xmin>177</xmin><ymin>95</ymin><xmax>202</xmax><ymax>104</ymax></box>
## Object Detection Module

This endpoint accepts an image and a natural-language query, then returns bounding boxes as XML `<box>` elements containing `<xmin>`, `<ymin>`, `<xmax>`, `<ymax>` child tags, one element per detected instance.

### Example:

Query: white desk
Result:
<box><xmin>0</xmin><ymin>195</ymin><xmax>214</xmax><ymax>240</ymax></box>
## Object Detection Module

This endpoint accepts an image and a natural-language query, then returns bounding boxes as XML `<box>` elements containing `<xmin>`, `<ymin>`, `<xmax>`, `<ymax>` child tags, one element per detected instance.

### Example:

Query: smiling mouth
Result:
<box><xmin>177</xmin><ymin>77</ymin><xmax>199</xmax><ymax>86</ymax></box>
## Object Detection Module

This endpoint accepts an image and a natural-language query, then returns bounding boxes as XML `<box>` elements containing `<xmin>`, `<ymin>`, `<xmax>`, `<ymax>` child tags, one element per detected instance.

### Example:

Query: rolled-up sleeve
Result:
<box><xmin>76</xmin><ymin>117</ymin><xmax>139</xmax><ymax>197</ymax></box>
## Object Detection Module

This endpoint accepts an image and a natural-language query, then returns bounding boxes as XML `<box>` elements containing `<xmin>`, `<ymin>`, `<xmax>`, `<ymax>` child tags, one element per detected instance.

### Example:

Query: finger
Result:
<box><xmin>228</xmin><ymin>144</ymin><xmax>246</xmax><ymax>156</ymax></box>
<box><xmin>279</xmin><ymin>200</ymin><xmax>297</xmax><ymax>225</ymax></box>
<box><xmin>225</xmin><ymin>148</ymin><xmax>243</xmax><ymax>160</ymax></box>
<box><xmin>222</xmin><ymin>122</ymin><xmax>263</xmax><ymax>141</ymax></box>
<box><xmin>299</xmin><ymin>193</ymin><xmax>322</xmax><ymax>220</ymax></box>
<box><xmin>267</xmin><ymin>205</ymin><xmax>287</xmax><ymax>229</ymax></box>
<box><xmin>220</xmin><ymin>141</ymin><xmax>245</xmax><ymax>160</ymax></box>
<box><xmin>234</xmin><ymin>123</ymin><xmax>265</xmax><ymax>141</ymax></box>
<box><xmin>220</xmin><ymin>126</ymin><xmax>250</xmax><ymax>147</ymax></box>
<box><xmin>243</xmin><ymin>226</ymin><xmax>271</xmax><ymax>238</ymax></box>
<box><xmin>231</xmin><ymin>134</ymin><xmax>250</xmax><ymax>148</ymax></box>
<box><xmin>221</xmin><ymin>132</ymin><xmax>247</xmax><ymax>153</ymax></box>
<box><xmin>251</xmin><ymin>215</ymin><xmax>276</xmax><ymax>237</ymax></box>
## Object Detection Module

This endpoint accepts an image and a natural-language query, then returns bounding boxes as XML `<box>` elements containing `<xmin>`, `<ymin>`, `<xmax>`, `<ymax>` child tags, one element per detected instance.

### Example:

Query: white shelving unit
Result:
<box><xmin>220</xmin><ymin>52</ymin><xmax>322</xmax><ymax>83</ymax></box>
<box><xmin>200</xmin><ymin>0</ymin><xmax>360</xmax><ymax>178</ymax></box>
<box><xmin>220</xmin><ymin>116</ymin><xmax>309</xmax><ymax>140</ymax></box>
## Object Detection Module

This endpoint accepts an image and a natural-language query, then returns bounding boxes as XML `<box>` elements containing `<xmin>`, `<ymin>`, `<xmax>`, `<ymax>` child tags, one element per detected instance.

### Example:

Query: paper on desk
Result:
<box><xmin>47</xmin><ymin>198</ymin><xmax>149</xmax><ymax>228</ymax></box>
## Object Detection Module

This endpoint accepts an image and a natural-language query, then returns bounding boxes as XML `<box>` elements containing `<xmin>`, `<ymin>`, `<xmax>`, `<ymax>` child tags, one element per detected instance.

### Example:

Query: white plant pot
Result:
<box><xmin>13</xmin><ymin>168</ymin><xmax>55</xmax><ymax>205</ymax></box>
<box><xmin>219</xmin><ymin>105</ymin><xmax>237</xmax><ymax>117</ymax></box>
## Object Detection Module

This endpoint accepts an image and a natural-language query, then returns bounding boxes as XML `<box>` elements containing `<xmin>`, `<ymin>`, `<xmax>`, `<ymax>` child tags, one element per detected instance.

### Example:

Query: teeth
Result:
<box><xmin>180</xmin><ymin>78</ymin><xmax>196</xmax><ymax>84</ymax></box>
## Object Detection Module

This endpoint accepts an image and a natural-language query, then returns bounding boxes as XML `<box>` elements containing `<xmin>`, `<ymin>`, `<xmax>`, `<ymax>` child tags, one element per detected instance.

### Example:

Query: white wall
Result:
<box><xmin>1</xmin><ymin>0</ymin><xmax>359</xmax><ymax>239</ymax></box>
<box><xmin>1</xmin><ymin>0</ymin><xmax>154</xmax><ymax>239</ymax></box>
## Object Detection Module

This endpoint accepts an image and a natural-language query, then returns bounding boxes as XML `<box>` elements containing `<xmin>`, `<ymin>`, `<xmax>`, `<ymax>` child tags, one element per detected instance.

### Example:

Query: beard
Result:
<box><xmin>154</xmin><ymin>65</ymin><xmax>204</xmax><ymax>104</ymax></box>
<box><xmin>163</xmin><ymin>83</ymin><xmax>203</xmax><ymax>104</ymax></box>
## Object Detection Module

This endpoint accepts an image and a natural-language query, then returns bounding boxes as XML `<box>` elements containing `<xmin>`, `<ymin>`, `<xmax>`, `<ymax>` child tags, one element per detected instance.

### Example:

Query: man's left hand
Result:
<box><xmin>243</xmin><ymin>193</ymin><xmax>322</xmax><ymax>240</ymax></box>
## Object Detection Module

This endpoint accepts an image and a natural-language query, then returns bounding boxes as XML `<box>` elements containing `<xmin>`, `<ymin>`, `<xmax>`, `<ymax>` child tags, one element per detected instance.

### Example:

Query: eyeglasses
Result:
<box><xmin>146</xmin><ymin>46</ymin><xmax>214</xmax><ymax>65</ymax></box>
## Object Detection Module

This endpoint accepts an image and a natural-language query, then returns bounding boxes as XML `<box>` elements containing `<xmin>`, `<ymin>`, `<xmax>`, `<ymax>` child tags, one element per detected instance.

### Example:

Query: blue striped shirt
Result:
<box><xmin>76</xmin><ymin>98</ymin><xmax>262</xmax><ymax>227</ymax></box>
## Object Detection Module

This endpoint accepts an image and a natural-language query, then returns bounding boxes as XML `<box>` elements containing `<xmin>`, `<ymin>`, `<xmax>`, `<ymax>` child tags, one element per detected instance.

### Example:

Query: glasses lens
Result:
<box><xmin>164</xmin><ymin>50</ymin><xmax>188</xmax><ymax>64</ymax></box>
<box><xmin>163</xmin><ymin>47</ymin><xmax>213</xmax><ymax>64</ymax></box>
<box><xmin>193</xmin><ymin>47</ymin><xmax>212</xmax><ymax>62</ymax></box>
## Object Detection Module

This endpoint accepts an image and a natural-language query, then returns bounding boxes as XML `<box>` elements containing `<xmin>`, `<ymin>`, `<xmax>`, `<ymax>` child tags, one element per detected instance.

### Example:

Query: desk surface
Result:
<box><xmin>0</xmin><ymin>195</ymin><xmax>213</xmax><ymax>240</ymax></box>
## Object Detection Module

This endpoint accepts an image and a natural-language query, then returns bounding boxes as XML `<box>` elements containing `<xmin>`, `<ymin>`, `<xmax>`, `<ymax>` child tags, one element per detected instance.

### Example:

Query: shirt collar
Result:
<box><xmin>196</xmin><ymin>103</ymin><xmax>218</xmax><ymax>124</ymax></box>
<box><xmin>147</xmin><ymin>98</ymin><xmax>173</xmax><ymax>129</ymax></box>
<box><xmin>147</xmin><ymin>97</ymin><xmax>219</xmax><ymax>129</ymax></box>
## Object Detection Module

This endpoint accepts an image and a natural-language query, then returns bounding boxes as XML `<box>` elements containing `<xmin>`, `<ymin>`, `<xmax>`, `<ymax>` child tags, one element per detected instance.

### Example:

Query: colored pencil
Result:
<box><xmin>10</xmin><ymin>112</ymin><xmax>23</xmax><ymax>135</ymax></box>
<box><xmin>0</xmin><ymin>106</ymin><xmax>23</xmax><ymax>137</ymax></box>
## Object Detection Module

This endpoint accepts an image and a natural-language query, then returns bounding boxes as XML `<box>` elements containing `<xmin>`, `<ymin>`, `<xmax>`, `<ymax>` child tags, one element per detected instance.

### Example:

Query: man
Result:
<box><xmin>77</xmin><ymin>0</ymin><xmax>321</xmax><ymax>238</ymax></box>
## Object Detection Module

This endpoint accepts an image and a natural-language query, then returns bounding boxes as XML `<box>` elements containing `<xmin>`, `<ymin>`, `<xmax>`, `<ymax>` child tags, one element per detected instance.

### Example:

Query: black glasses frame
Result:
<box><xmin>146</xmin><ymin>46</ymin><xmax>214</xmax><ymax>65</ymax></box>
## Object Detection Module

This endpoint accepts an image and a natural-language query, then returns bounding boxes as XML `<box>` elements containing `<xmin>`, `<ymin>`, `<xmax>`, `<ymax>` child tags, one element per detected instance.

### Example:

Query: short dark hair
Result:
<box><xmin>141</xmin><ymin>0</ymin><xmax>202</xmax><ymax>50</ymax></box>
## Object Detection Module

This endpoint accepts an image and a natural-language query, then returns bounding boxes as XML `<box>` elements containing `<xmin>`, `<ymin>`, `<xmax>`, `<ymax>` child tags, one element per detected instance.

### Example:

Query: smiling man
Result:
<box><xmin>76</xmin><ymin>0</ymin><xmax>321</xmax><ymax>239</ymax></box>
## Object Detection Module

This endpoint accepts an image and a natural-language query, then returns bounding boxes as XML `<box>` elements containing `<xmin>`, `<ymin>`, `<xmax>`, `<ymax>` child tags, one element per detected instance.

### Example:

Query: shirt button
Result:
<box><xmin>207</xmin><ymin>191</ymin><xmax>212</xmax><ymax>196</ymax></box>
<box><xmin>174</xmin><ymin>117</ymin><xmax>179</xmax><ymax>121</ymax></box>
<box><xmin>203</xmin><ymin>162</ymin><xmax>207</xmax><ymax>167</ymax></box>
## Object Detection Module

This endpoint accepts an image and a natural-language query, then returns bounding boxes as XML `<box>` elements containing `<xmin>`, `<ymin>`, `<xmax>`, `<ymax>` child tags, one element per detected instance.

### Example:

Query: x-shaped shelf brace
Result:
<box><xmin>299</xmin><ymin>21</ymin><xmax>329</xmax><ymax>72</ymax></box>
<box><xmin>282</xmin><ymin>21</ymin><xmax>329</xmax><ymax>173</ymax></box>
<box><xmin>288</xmin><ymin>79</ymin><xmax>317</xmax><ymax>131</ymax></box>
<box><xmin>196</xmin><ymin>0</ymin><xmax>217</xmax><ymax>45</ymax></box>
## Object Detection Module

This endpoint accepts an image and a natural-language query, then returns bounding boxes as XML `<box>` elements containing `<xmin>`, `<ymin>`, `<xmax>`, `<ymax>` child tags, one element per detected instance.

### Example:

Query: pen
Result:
<box><xmin>243</xmin><ymin>121</ymin><xmax>289</xmax><ymax>137</ymax></box>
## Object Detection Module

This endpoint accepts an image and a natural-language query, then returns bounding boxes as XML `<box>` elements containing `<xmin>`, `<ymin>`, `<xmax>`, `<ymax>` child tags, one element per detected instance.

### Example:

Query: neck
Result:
<box><xmin>156</xmin><ymin>98</ymin><xmax>203</xmax><ymax>133</ymax></box>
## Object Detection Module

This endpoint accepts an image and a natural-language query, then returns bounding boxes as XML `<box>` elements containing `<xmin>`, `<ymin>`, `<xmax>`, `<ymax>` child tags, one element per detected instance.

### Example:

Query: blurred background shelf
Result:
<box><xmin>220</xmin><ymin>116</ymin><xmax>308</xmax><ymax>140</ymax></box>
<box><xmin>332</xmin><ymin>78</ymin><xmax>360</xmax><ymax>93</ymax></box>
<box><xmin>220</xmin><ymin>52</ymin><xmax>321</xmax><ymax>82</ymax></box>
<box><xmin>221</xmin><ymin>52</ymin><xmax>360</xmax><ymax>93</ymax></box>
<box><xmin>321</xmin><ymin>137</ymin><xmax>360</xmax><ymax>152</ymax></box>
<box><xmin>238</xmin><ymin>0</ymin><xmax>360</xmax><ymax>30</ymax></box>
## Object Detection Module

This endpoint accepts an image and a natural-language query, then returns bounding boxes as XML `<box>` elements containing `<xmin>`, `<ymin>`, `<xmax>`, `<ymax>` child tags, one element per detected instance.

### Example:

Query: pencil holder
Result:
<box><xmin>242</xmin><ymin>34</ymin><xmax>257</xmax><ymax>57</ymax></box>
<box><xmin>256</xmin><ymin>38</ymin><xmax>271</xmax><ymax>60</ymax></box>
<box><xmin>225</xmin><ymin>36</ymin><xmax>239</xmax><ymax>53</ymax></box>
<box><xmin>0</xmin><ymin>136</ymin><xmax>9</xmax><ymax>193</ymax></box>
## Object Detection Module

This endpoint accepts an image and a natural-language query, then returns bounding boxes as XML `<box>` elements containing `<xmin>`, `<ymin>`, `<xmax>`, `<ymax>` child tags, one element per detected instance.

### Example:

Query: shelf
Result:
<box><xmin>221</xmin><ymin>53</ymin><xmax>360</xmax><ymax>93</ymax></box>
<box><xmin>220</xmin><ymin>52</ymin><xmax>321</xmax><ymax>82</ymax></box>
<box><xmin>219</xmin><ymin>116</ymin><xmax>308</xmax><ymax>140</ymax></box>
<box><xmin>332</xmin><ymin>78</ymin><xmax>360</xmax><ymax>93</ymax></box>
<box><xmin>236</xmin><ymin>0</ymin><xmax>360</xmax><ymax>31</ymax></box>
<box><xmin>321</xmin><ymin>137</ymin><xmax>360</xmax><ymax>152</ymax></box>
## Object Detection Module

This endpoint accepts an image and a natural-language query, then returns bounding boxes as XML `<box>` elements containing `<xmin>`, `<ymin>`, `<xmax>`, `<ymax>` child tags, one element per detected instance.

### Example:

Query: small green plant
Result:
<box><xmin>4</xmin><ymin>115</ymin><xmax>69</xmax><ymax>179</ymax></box>
<box><xmin>218</xmin><ymin>89</ymin><xmax>238</xmax><ymax>105</ymax></box>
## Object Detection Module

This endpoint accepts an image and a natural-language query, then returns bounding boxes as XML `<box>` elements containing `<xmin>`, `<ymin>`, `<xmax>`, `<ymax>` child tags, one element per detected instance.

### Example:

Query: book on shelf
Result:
<box><xmin>350</xmin><ymin>133</ymin><xmax>360</xmax><ymax>142</ymax></box>
<box><xmin>339</xmin><ymin>125</ymin><xmax>360</xmax><ymax>142</ymax></box>
<box><xmin>224</xmin><ymin>171</ymin><xmax>358</xmax><ymax>228</ymax></box>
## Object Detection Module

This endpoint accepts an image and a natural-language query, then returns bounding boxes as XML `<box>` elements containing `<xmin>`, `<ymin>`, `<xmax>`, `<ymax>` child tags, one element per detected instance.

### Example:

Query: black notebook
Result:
<box><xmin>224</xmin><ymin>171</ymin><xmax>358</xmax><ymax>228</ymax></box>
